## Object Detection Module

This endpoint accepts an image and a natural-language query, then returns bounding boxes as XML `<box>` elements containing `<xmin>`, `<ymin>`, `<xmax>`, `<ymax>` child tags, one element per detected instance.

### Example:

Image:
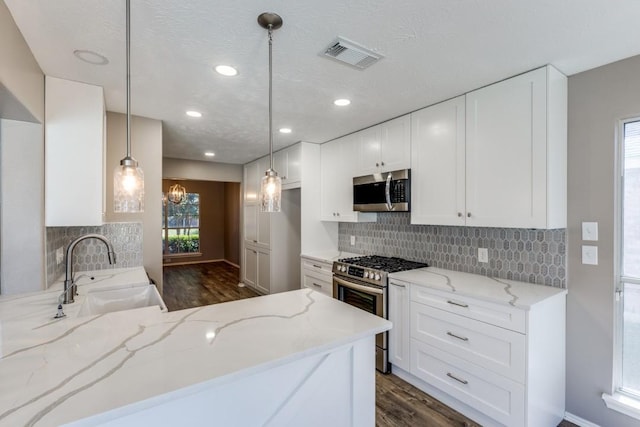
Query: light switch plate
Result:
<box><xmin>478</xmin><ymin>248</ymin><xmax>488</xmax><ymax>263</ymax></box>
<box><xmin>582</xmin><ymin>222</ymin><xmax>598</xmax><ymax>241</ymax></box>
<box><xmin>582</xmin><ymin>245</ymin><xmax>598</xmax><ymax>265</ymax></box>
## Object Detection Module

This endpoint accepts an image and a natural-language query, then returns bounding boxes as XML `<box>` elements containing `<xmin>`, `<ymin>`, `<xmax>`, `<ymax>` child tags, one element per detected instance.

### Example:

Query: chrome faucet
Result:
<box><xmin>62</xmin><ymin>234</ymin><xmax>116</xmax><ymax>304</ymax></box>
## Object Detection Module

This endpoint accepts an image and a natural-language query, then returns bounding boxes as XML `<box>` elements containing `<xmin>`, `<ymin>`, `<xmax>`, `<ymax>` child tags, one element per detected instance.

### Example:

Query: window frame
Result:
<box><xmin>162</xmin><ymin>191</ymin><xmax>201</xmax><ymax>256</ymax></box>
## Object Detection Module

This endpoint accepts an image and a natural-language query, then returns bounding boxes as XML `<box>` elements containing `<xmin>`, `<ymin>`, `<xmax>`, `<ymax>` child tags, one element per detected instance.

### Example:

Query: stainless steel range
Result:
<box><xmin>332</xmin><ymin>255</ymin><xmax>428</xmax><ymax>373</ymax></box>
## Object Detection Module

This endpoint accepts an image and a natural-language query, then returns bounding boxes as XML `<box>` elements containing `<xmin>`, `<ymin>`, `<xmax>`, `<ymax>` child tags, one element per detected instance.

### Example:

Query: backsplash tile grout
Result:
<box><xmin>45</xmin><ymin>222</ymin><xmax>143</xmax><ymax>287</ymax></box>
<box><xmin>338</xmin><ymin>213</ymin><xmax>566</xmax><ymax>288</ymax></box>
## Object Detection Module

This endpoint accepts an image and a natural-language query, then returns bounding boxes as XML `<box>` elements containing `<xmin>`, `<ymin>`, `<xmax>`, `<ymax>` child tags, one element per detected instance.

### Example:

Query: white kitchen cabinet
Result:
<box><xmin>243</xmin><ymin>245</ymin><xmax>270</xmax><ymax>294</ymax></box>
<box><xmin>256</xmin><ymin>249</ymin><xmax>270</xmax><ymax>294</ymax></box>
<box><xmin>411</xmin><ymin>66</ymin><xmax>566</xmax><ymax>229</ymax></box>
<box><xmin>301</xmin><ymin>256</ymin><xmax>333</xmax><ymax>297</ymax></box>
<box><xmin>389</xmin><ymin>275</ymin><xmax>566</xmax><ymax>427</ymax></box>
<box><xmin>45</xmin><ymin>76</ymin><xmax>105</xmax><ymax>226</ymax></box>
<box><xmin>274</xmin><ymin>144</ymin><xmax>301</xmax><ymax>189</ymax></box>
<box><xmin>411</xmin><ymin>96</ymin><xmax>466</xmax><ymax>226</ymax></box>
<box><xmin>465</xmin><ymin>65</ymin><xmax>566</xmax><ymax>229</ymax></box>
<box><xmin>320</xmin><ymin>135</ymin><xmax>376</xmax><ymax>223</ymax></box>
<box><xmin>356</xmin><ymin>115</ymin><xmax>411</xmax><ymax>176</ymax></box>
<box><xmin>388</xmin><ymin>279</ymin><xmax>410</xmax><ymax>371</ymax></box>
<box><xmin>244</xmin><ymin>246</ymin><xmax>257</xmax><ymax>288</ymax></box>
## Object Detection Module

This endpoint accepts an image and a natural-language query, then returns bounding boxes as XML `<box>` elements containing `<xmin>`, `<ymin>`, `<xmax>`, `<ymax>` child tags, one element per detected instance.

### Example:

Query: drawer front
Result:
<box><xmin>301</xmin><ymin>258</ymin><xmax>333</xmax><ymax>277</ymax></box>
<box><xmin>411</xmin><ymin>339</ymin><xmax>525</xmax><ymax>427</ymax></box>
<box><xmin>302</xmin><ymin>271</ymin><xmax>332</xmax><ymax>296</ymax></box>
<box><xmin>410</xmin><ymin>285</ymin><xmax>526</xmax><ymax>333</ymax></box>
<box><xmin>411</xmin><ymin>302</ymin><xmax>526</xmax><ymax>383</ymax></box>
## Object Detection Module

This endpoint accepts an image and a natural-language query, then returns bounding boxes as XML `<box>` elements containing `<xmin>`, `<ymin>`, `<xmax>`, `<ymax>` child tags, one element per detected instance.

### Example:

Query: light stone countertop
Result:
<box><xmin>300</xmin><ymin>250</ymin><xmax>362</xmax><ymax>264</ymax></box>
<box><xmin>0</xmin><ymin>267</ymin><xmax>390</xmax><ymax>426</ymax></box>
<box><xmin>389</xmin><ymin>267</ymin><xmax>567</xmax><ymax>309</ymax></box>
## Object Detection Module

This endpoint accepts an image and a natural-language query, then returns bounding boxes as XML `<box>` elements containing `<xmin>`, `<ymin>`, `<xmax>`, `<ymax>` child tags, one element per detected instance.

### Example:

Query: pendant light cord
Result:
<box><xmin>268</xmin><ymin>25</ymin><xmax>274</xmax><ymax>170</ymax></box>
<box><xmin>125</xmin><ymin>0</ymin><xmax>132</xmax><ymax>159</ymax></box>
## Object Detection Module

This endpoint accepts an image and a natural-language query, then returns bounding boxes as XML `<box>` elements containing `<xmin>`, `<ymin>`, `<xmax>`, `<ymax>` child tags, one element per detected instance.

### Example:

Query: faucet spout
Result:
<box><xmin>62</xmin><ymin>234</ymin><xmax>116</xmax><ymax>304</ymax></box>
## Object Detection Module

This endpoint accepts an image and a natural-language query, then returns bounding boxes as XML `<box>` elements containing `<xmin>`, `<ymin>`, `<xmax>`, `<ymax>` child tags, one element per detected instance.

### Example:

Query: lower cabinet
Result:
<box><xmin>244</xmin><ymin>245</ymin><xmax>270</xmax><ymax>294</ymax></box>
<box><xmin>300</xmin><ymin>257</ymin><xmax>333</xmax><ymax>297</ymax></box>
<box><xmin>389</xmin><ymin>281</ymin><xmax>566</xmax><ymax>427</ymax></box>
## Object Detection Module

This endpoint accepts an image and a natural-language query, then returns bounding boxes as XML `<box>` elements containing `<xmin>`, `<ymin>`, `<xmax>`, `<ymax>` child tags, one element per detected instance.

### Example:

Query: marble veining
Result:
<box><xmin>0</xmin><ymin>269</ymin><xmax>390</xmax><ymax>426</ymax></box>
<box><xmin>489</xmin><ymin>276</ymin><xmax>519</xmax><ymax>306</ymax></box>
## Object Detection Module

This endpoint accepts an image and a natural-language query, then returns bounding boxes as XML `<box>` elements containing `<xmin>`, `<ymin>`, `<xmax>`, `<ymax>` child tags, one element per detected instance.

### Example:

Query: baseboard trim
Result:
<box><xmin>564</xmin><ymin>412</ymin><xmax>600</xmax><ymax>427</ymax></box>
<box><xmin>223</xmin><ymin>259</ymin><xmax>240</xmax><ymax>268</ymax></box>
<box><xmin>163</xmin><ymin>258</ymin><xmax>236</xmax><ymax>267</ymax></box>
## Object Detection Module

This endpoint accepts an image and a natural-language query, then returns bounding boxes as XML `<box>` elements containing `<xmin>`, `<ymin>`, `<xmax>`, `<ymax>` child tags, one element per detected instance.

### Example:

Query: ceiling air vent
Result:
<box><xmin>322</xmin><ymin>37</ymin><xmax>383</xmax><ymax>70</ymax></box>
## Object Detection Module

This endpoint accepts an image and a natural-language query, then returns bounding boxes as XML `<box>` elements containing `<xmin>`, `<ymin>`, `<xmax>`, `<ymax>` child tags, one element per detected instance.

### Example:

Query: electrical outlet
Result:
<box><xmin>582</xmin><ymin>245</ymin><xmax>598</xmax><ymax>265</ymax></box>
<box><xmin>478</xmin><ymin>248</ymin><xmax>489</xmax><ymax>263</ymax></box>
<box><xmin>350</xmin><ymin>235</ymin><xmax>356</xmax><ymax>246</ymax></box>
<box><xmin>56</xmin><ymin>247</ymin><xmax>64</xmax><ymax>265</ymax></box>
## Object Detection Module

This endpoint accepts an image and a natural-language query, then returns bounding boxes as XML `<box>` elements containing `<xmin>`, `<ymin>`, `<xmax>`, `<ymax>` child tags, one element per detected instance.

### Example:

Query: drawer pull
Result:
<box><xmin>446</xmin><ymin>372</ymin><xmax>468</xmax><ymax>385</ymax></box>
<box><xmin>312</xmin><ymin>282</ymin><xmax>322</xmax><ymax>288</ymax></box>
<box><xmin>446</xmin><ymin>331</ymin><xmax>469</xmax><ymax>342</ymax></box>
<box><xmin>312</xmin><ymin>264</ymin><xmax>322</xmax><ymax>269</ymax></box>
<box><xmin>447</xmin><ymin>300</ymin><xmax>469</xmax><ymax>308</ymax></box>
<box><xmin>390</xmin><ymin>282</ymin><xmax>406</xmax><ymax>288</ymax></box>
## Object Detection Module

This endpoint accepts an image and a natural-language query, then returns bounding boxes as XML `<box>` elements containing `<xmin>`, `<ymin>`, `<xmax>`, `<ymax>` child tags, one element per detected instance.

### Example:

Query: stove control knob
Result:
<box><xmin>364</xmin><ymin>271</ymin><xmax>369</xmax><ymax>278</ymax></box>
<box><xmin>374</xmin><ymin>273</ymin><xmax>381</xmax><ymax>281</ymax></box>
<box><xmin>339</xmin><ymin>266</ymin><xmax>346</xmax><ymax>273</ymax></box>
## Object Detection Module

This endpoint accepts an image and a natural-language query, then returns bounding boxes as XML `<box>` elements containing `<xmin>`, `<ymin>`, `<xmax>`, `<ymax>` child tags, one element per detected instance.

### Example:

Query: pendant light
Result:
<box><xmin>258</xmin><ymin>12</ymin><xmax>283</xmax><ymax>213</ymax></box>
<box><xmin>114</xmin><ymin>0</ymin><xmax>144</xmax><ymax>213</ymax></box>
<box><xmin>167</xmin><ymin>183</ymin><xmax>186</xmax><ymax>204</ymax></box>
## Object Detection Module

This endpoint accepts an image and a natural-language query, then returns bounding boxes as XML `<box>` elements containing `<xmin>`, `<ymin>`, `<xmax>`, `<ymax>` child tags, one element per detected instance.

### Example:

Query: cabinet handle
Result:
<box><xmin>375</xmin><ymin>162</ymin><xmax>379</xmax><ymax>167</ymax></box>
<box><xmin>446</xmin><ymin>331</ymin><xmax>469</xmax><ymax>342</ymax></box>
<box><xmin>457</xmin><ymin>212</ymin><xmax>463</xmax><ymax>218</ymax></box>
<box><xmin>390</xmin><ymin>282</ymin><xmax>405</xmax><ymax>288</ymax></box>
<box><xmin>381</xmin><ymin>161</ymin><xmax>385</xmax><ymax>166</ymax></box>
<box><xmin>252</xmin><ymin>250</ymin><xmax>257</xmax><ymax>254</ymax></box>
<box><xmin>336</xmin><ymin>212</ymin><xmax>340</xmax><ymax>216</ymax></box>
<box><xmin>312</xmin><ymin>264</ymin><xmax>322</xmax><ymax>269</ymax></box>
<box><xmin>467</xmin><ymin>212</ymin><xmax>472</xmax><ymax>218</ymax></box>
<box><xmin>312</xmin><ymin>282</ymin><xmax>322</xmax><ymax>288</ymax></box>
<box><xmin>446</xmin><ymin>372</ymin><xmax>468</xmax><ymax>385</ymax></box>
<box><xmin>252</xmin><ymin>240</ymin><xmax>258</xmax><ymax>243</ymax></box>
<box><xmin>447</xmin><ymin>300</ymin><xmax>469</xmax><ymax>308</ymax></box>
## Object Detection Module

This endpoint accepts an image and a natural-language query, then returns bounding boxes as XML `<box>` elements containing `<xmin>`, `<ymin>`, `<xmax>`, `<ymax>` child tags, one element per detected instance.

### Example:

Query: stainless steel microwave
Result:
<box><xmin>353</xmin><ymin>169</ymin><xmax>410</xmax><ymax>212</ymax></box>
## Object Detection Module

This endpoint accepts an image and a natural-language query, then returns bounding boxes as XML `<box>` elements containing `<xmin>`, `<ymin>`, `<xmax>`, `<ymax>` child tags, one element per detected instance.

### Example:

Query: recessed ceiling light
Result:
<box><xmin>204</xmin><ymin>152</ymin><xmax>215</xmax><ymax>157</ymax></box>
<box><xmin>279</xmin><ymin>128</ymin><xmax>292</xmax><ymax>134</ymax></box>
<box><xmin>334</xmin><ymin>98</ymin><xmax>351</xmax><ymax>106</ymax></box>
<box><xmin>215</xmin><ymin>65</ymin><xmax>238</xmax><ymax>76</ymax></box>
<box><xmin>73</xmin><ymin>49</ymin><xmax>109</xmax><ymax>65</ymax></box>
<box><xmin>186</xmin><ymin>110</ymin><xmax>202</xmax><ymax>118</ymax></box>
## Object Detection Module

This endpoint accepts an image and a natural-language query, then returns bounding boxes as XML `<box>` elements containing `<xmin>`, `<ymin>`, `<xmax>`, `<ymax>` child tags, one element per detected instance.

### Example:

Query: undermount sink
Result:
<box><xmin>77</xmin><ymin>285</ymin><xmax>167</xmax><ymax>317</ymax></box>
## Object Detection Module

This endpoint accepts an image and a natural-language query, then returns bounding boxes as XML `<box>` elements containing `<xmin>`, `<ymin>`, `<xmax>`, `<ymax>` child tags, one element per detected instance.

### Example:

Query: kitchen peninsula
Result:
<box><xmin>0</xmin><ymin>268</ymin><xmax>390</xmax><ymax>426</ymax></box>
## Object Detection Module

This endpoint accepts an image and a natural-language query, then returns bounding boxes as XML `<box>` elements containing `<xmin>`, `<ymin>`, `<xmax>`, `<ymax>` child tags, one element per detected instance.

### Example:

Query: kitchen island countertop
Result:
<box><xmin>0</xmin><ymin>269</ymin><xmax>390</xmax><ymax>426</ymax></box>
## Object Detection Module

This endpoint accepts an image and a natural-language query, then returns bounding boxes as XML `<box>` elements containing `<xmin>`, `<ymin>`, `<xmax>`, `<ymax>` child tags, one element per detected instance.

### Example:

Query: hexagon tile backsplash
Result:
<box><xmin>339</xmin><ymin>213</ymin><xmax>566</xmax><ymax>288</ymax></box>
<box><xmin>46</xmin><ymin>222</ymin><xmax>143</xmax><ymax>286</ymax></box>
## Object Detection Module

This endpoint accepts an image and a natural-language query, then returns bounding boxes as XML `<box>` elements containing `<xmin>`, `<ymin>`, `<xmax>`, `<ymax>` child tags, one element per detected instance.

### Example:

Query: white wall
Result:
<box><xmin>105</xmin><ymin>112</ymin><xmax>163</xmax><ymax>291</ymax></box>
<box><xmin>0</xmin><ymin>119</ymin><xmax>44</xmax><ymax>294</ymax></box>
<box><xmin>163</xmin><ymin>157</ymin><xmax>242</xmax><ymax>183</ymax></box>
<box><xmin>566</xmin><ymin>54</ymin><xmax>640</xmax><ymax>426</ymax></box>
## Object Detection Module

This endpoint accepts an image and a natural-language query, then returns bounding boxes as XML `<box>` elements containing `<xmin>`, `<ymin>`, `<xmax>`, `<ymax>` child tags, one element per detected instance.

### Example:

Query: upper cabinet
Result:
<box><xmin>45</xmin><ymin>76</ymin><xmax>105</xmax><ymax>226</ymax></box>
<box><xmin>273</xmin><ymin>143</ymin><xmax>301</xmax><ymax>189</ymax></box>
<box><xmin>411</xmin><ymin>66</ymin><xmax>567</xmax><ymax>229</ymax></box>
<box><xmin>320</xmin><ymin>134</ymin><xmax>376</xmax><ymax>223</ymax></box>
<box><xmin>356</xmin><ymin>115</ymin><xmax>411</xmax><ymax>176</ymax></box>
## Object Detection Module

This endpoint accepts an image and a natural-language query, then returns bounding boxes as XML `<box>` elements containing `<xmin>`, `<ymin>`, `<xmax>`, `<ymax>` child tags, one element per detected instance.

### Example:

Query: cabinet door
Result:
<box><xmin>256</xmin><ymin>249</ymin><xmax>270</xmax><ymax>294</ymax></box>
<box><xmin>244</xmin><ymin>160</ymin><xmax>260</xmax><ymax>203</ymax></box>
<box><xmin>273</xmin><ymin>150</ymin><xmax>288</xmax><ymax>182</ymax></box>
<box><xmin>357</xmin><ymin>125</ymin><xmax>382</xmax><ymax>176</ymax></box>
<box><xmin>335</xmin><ymin>135</ymin><xmax>360</xmax><ymax>221</ymax></box>
<box><xmin>243</xmin><ymin>246</ymin><xmax>257</xmax><ymax>288</ymax></box>
<box><xmin>257</xmin><ymin>209</ymin><xmax>271</xmax><ymax>247</ymax></box>
<box><xmin>389</xmin><ymin>280</ymin><xmax>410</xmax><ymax>371</ymax></box>
<box><xmin>411</xmin><ymin>97</ymin><xmax>466</xmax><ymax>226</ymax></box>
<box><xmin>285</xmin><ymin>144</ymin><xmax>301</xmax><ymax>184</ymax></box>
<box><xmin>465</xmin><ymin>67</ymin><xmax>547</xmax><ymax>228</ymax></box>
<box><xmin>320</xmin><ymin>138</ymin><xmax>342</xmax><ymax>220</ymax></box>
<box><xmin>380</xmin><ymin>115</ymin><xmax>411</xmax><ymax>172</ymax></box>
<box><xmin>243</xmin><ymin>204</ymin><xmax>257</xmax><ymax>244</ymax></box>
<box><xmin>45</xmin><ymin>76</ymin><xmax>104</xmax><ymax>226</ymax></box>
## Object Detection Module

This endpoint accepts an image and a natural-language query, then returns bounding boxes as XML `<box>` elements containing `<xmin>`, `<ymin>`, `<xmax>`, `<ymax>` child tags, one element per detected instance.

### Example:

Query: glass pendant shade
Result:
<box><xmin>168</xmin><ymin>183</ymin><xmax>186</xmax><ymax>204</ymax></box>
<box><xmin>260</xmin><ymin>169</ymin><xmax>282</xmax><ymax>212</ymax></box>
<box><xmin>114</xmin><ymin>158</ymin><xmax>144</xmax><ymax>213</ymax></box>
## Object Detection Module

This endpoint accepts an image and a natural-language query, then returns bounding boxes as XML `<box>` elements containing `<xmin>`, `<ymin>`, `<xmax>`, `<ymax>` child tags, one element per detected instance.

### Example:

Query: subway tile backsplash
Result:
<box><xmin>338</xmin><ymin>213</ymin><xmax>566</xmax><ymax>288</ymax></box>
<box><xmin>45</xmin><ymin>222</ymin><xmax>143</xmax><ymax>287</ymax></box>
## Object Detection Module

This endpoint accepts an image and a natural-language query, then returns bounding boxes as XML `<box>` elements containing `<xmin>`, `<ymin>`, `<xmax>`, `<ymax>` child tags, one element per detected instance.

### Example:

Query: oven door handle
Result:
<box><xmin>385</xmin><ymin>173</ymin><xmax>394</xmax><ymax>211</ymax></box>
<box><xmin>334</xmin><ymin>276</ymin><xmax>385</xmax><ymax>295</ymax></box>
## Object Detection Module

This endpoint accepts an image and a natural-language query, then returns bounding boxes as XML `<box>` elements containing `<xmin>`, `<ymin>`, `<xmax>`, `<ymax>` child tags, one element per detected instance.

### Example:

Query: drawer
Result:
<box><xmin>411</xmin><ymin>339</ymin><xmax>525</xmax><ymax>427</ymax></box>
<box><xmin>301</xmin><ymin>257</ymin><xmax>333</xmax><ymax>277</ymax></box>
<box><xmin>410</xmin><ymin>285</ymin><xmax>526</xmax><ymax>333</ymax></box>
<box><xmin>411</xmin><ymin>302</ymin><xmax>526</xmax><ymax>383</ymax></box>
<box><xmin>302</xmin><ymin>271</ymin><xmax>332</xmax><ymax>297</ymax></box>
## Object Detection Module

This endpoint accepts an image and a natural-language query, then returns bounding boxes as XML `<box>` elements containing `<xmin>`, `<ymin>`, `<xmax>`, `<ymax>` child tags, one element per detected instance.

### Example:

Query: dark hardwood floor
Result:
<box><xmin>163</xmin><ymin>262</ymin><xmax>578</xmax><ymax>427</ymax></box>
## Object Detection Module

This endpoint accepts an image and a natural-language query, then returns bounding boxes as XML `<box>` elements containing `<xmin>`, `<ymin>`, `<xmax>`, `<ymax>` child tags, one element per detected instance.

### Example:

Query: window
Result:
<box><xmin>606</xmin><ymin>119</ymin><xmax>640</xmax><ymax>418</ymax></box>
<box><xmin>162</xmin><ymin>192</ymin><xmax>200</xmax><ymax>255</ymax></box>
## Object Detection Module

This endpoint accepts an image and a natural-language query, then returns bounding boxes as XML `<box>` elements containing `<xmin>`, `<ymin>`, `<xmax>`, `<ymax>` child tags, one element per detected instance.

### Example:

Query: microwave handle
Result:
<box><xmin>385</xmin><ymin>173</ymin><xmax>394</xmax><ymax>211</ymax></box>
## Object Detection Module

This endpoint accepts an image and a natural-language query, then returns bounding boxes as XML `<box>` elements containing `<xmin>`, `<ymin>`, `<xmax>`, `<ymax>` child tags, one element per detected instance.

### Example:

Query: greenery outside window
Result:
<box><xmin>162</xmin><ymin>192</ymin><xmax>200</xmax><ymax>255</ymax></box>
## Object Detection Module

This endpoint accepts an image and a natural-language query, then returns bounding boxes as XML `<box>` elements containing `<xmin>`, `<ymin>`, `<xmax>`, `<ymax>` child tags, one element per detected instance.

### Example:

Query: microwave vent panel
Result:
<box><xmin>322</xmin><ymin>37</ymin><xmax>383</xmax><ymax>70</ymax></box>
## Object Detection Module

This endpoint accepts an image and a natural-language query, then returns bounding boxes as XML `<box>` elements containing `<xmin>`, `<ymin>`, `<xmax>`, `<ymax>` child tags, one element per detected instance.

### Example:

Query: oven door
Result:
<box><xmin>333</xmin><ymin>275</ymin><xmax>389</xmax><ymax>373</ymax></box>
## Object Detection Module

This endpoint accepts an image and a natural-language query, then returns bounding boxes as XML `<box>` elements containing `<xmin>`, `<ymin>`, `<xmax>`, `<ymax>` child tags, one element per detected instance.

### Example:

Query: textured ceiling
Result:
<box><xmin>5</xmin><ymin>0</ymin><xmax>640</xmax><ymax>164</ymax></box>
